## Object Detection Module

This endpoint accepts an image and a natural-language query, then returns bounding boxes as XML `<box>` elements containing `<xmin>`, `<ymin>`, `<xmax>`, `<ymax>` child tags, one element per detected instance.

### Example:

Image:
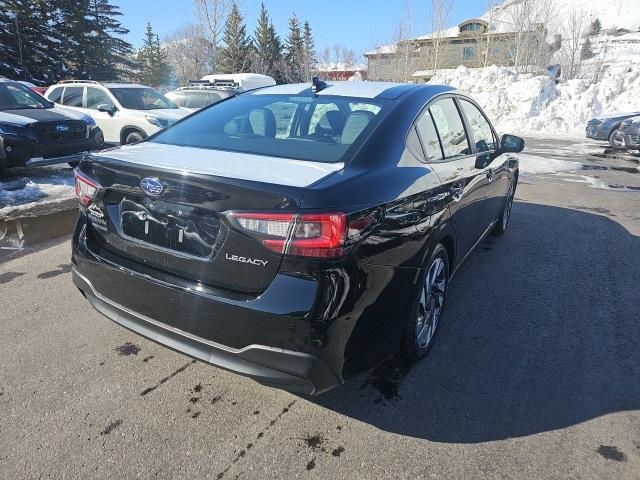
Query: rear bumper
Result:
<box><xmin>72</xmin><ymin>267</ymin><xmax>342</xmax><ymax>395</ymax></box>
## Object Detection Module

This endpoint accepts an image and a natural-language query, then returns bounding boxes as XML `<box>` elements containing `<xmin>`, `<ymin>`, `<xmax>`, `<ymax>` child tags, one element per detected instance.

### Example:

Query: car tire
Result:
<box><xmin>124</xmin><ymin>131</ymin><xmax>145</xmax><ymax>144</ymax></box>
<box><xmin>493</xmin><ymin>176</ymin><xmax>516</xmax><ymax>235</ymax></box>
<box><xmin>608</xmin><ymin>127</ymin><xmax>626</xmax><ymax>150</ymax></box>
<box><xmin>401</xmin><ymin>244</ymin><xmax>449</xmax><ymax>363</ymax></box>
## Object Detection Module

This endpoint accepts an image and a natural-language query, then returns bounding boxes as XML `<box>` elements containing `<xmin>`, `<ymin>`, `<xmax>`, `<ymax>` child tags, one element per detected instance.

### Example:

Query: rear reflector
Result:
<box><xmin>74</xmin><ymin>169</ymin><xmax>100</xmax><ymax>206</ymax></box>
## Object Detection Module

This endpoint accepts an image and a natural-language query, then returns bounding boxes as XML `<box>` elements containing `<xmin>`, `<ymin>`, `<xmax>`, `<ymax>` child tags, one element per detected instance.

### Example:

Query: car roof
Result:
<box><xmin>170</xmin><ymin>87</ymin><xmax>232</xmax><ymax>93</ymax></box>
<box><xmin>49</xmin><ymin>81</ymin><xmax>146</xmax><ymax>89</ymax></box>
<box><xmin>249</xmin><ymin>81</ymin><xmax>455</xmax><ymax>101</ymax></box>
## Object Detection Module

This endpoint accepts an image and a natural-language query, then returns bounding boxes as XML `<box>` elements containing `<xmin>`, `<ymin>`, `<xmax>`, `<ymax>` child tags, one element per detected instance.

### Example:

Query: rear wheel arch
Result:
<box><xmin>439</xmin><ymin>235</ymin><xmax>455</xmax><ymax>272</ymax></box>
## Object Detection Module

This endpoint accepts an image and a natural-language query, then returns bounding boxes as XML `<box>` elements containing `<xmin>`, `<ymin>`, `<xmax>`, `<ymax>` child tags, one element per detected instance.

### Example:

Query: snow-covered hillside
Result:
<box><xmin>429</xmin><ymin>63</ymin><xmax>640</xmax><ymax>137</ymax></box>
<box><xmin>484</xmin><ymin>0</ymin><xmax>638</xmax><ymax>38</ymax></box>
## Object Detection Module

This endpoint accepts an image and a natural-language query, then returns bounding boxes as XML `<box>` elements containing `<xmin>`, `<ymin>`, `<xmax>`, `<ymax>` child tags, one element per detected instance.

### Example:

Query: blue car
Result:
<box><xmin>586</xmin><ymin>112</ymin><xmax>640</xmax><ymax>145</ymax></box>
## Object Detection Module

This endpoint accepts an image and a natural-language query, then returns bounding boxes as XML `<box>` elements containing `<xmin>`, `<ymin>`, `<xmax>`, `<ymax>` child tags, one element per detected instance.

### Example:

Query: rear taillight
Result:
<box><xmin>74</xmin><ymin>169</ymin><xmax>100</xmax><ymax>205</ymax></box>
<box><xmin>229</xmin><ymin>211</ymin><xmax>377</xmax><ymax>259</ymax></box>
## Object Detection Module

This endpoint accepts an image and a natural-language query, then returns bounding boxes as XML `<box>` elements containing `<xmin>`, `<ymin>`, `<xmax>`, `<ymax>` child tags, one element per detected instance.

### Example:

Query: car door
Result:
<box><xmin>85</xmin><ymin>87</ymin><xmax>120</xmax><ymax>143</ymax></box>
<box><xmin>415</xmin><ymin>96</ymin><xmax>492</xmax><ymax>261</ymax></box>
<box><xmin>458</xmin><ymin>97</ymin><xmax>508</xmax><ymax>221</ymax></box>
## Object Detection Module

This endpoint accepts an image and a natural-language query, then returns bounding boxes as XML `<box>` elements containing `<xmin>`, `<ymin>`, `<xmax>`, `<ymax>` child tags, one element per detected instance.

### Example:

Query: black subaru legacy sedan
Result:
<box><xmin>71</xmin><ymin>80</ymin><xmax>524</xmax><ymax>394</ymax></box>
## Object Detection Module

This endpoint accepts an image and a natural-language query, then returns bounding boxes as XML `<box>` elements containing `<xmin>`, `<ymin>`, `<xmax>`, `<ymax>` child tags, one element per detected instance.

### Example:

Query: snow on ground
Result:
<box><xmin>428</xmin><ymin>61</ymin><xmax>640</xmax><ymax>137</ymax></box>
<box><xmin>516</xmin><ymin>154</ymin><xmax>582</xmax><ymax>175</ymax></box>
<box><xmin>0</xmin><ymin>167</ymin><xmax>75</xmax><ymax>219</ymax></box>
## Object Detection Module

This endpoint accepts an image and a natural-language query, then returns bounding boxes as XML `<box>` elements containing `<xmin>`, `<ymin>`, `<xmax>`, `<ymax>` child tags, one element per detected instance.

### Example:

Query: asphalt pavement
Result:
<box><xmin>0</xmin><ymin>137</ymin><xmax>639</xmax><ymax>479</ymax></box>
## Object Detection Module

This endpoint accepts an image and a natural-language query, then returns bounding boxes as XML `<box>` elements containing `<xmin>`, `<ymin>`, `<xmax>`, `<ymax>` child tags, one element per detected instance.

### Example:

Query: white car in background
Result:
<box><xmin>44</xmin><ymin>81</ymin><xmax>190</xmax><ymax>144</ymax></box>
<box><xmin>166</xmin><ymin>73</ymin><xmax>276</xmax><ymax>112</ymax></box>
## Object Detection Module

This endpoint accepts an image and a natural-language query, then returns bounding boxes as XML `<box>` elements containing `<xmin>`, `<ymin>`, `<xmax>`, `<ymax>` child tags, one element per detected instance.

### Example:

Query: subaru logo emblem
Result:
<box><xmin>56</xmin><ymin>124</ymin><xmax>69</xmax><ymax>132</ymax></box>
<box><xmin>140</xmin><ymin>177</ymin><xmax>164</xmax><ymax>196</ymax></box>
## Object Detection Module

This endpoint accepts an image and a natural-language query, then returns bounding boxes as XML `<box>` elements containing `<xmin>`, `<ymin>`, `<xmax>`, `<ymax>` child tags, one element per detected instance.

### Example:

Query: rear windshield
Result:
<box><xmin>151</xmin><ymin>94</ymin><xmax>387</xmax><ymax>163</ymax></box>
<box><xmin>110</xmin><ymin>87</ymin><xmax>177</xmax><ymax>110</ymax></box>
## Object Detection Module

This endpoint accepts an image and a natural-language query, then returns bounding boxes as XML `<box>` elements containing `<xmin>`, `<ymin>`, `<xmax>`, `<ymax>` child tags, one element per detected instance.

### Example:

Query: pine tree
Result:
<box><xmin>57</xmin><ymin>0</ymin><xmax>134</xmax><ymax>80</ymax></box>
<box><xmin>252</xmin><ymin>2</ymin><xmax>282</xmax><ymax>80</ymax></box>
<box><xmin>580</xmin><ymin>37</ymin><xmax>593</xmax><ymax>60</ymax></box>
<box><xmin>85</xmin><ymin>0</ymin><xmax>135</xmax><ymax>80</ymax></box>
<box><xmin>0</xmin><ymin>0</ymin><xmax>66</xmax><ymax>83</ymax></box>
<box><xmin>218</xmin><ymin>2</ymin><xmax>251</xmax><ymax>74</ymax></box>
<box><xmin>589</xmin><ymin>18</ymin><xmax>602</xmax><ymax>36</ymax></box>
<box><xmin>138</xmin><ymin>22</ymin><xmax>173</xmax><ymax>86</ymax></box>
<box><xmin>302</xmin><ymin>21</ymin><xmax>316</xmax><ymax>81</ymax></box>
<box><xmin>0</xmin><ymin>6</ymin><xmax>20</xmax><ymax>78</ymax></box>
<box><xmin>284</xmin><ymin>13</ymin><xmax>305</xmax><ymax>82</ymax></box>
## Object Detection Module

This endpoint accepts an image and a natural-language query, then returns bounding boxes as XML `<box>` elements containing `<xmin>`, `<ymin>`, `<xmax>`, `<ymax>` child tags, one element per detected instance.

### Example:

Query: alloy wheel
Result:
<box><xmin>415</xmin><ymin>257</ymin><xmax>447</xmax><ymax>349</ymax></box>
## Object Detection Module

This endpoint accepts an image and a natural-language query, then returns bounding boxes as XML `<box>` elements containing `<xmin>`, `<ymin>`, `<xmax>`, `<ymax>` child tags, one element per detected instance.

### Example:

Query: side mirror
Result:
<box><xmin>97</xmin><ymin>104</ymin><xmax>117</xmax><ymax>115</ymax></box>
<box><xmin>499</xmin><ymin>134</ymin><xmax>525</xmax><ymax>154</ymax></box>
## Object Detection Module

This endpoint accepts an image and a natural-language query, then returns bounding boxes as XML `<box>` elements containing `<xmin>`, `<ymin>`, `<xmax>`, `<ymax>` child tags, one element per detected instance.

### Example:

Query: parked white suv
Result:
<box><xmin>44</xmin><ymin>81</ymin><xmax>190</xmax><ymax>144</ymax></box>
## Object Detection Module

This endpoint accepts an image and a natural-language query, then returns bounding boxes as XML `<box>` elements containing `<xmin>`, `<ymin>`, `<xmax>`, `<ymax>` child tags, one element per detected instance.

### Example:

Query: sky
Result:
<box><xmin>112</xmin><ymin>0</ymin><xmax>488</xmax><ymax>58</ymax></box>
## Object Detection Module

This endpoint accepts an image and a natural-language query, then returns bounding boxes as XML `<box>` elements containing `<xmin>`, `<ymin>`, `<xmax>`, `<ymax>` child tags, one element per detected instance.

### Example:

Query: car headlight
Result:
<box><xmin>145</xmin><ymin>115</ymin><xmax>171</xmax><ymax>128</ymax></box>
<box><xmin>0</xmin><ymin>123</ymin><xmax>21</xmax><ymax>135</ymax></box>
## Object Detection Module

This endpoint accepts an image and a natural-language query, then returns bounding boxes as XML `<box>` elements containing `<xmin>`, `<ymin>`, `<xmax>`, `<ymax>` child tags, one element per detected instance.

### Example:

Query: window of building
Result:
<box><xmin>461</xmin><ymin>23</ymin><xmax>482</xmax><ymax>32</ymax></box>
<box><xmin>463</xmin><ymin>47</ymin><xmax>477</xmax><ymax>60</ymax></box>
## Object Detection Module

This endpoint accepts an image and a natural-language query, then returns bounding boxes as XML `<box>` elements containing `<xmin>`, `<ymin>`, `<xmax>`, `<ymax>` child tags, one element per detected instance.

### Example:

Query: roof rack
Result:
<box><xmin>58</xmin><ymin>79</ymin><xmax>102</xmax><ymax>84</ymax></box>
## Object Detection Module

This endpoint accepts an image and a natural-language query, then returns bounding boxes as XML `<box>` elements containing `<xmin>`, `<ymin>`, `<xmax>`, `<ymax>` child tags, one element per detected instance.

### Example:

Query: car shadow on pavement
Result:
<box><xmin>313</xmin><ymin>201</ymin><xmax>640</xmax><ymax>443</ymax></box>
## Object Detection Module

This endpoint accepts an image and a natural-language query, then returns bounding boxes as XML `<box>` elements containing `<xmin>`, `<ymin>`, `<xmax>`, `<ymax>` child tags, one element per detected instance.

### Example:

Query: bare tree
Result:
<box><xmin>558</xmin><ymin>7</ymin><xmax>588</xmax><ymax>80</ymax></box>
<box><xmin>364</xmin><ymin>0</ymin><xmax>419</xmax><ymax>82</ymax></box>
<box><xmin>429</xmin><ymin>0</ymin><xmax>452</xmax><ymax>73</ymax></box>
<box><xmin>193</xmin><ymin>0</ymin><xmax>231</xmax><ymax>72</ymax></box>
<box><xmin>164</xmin><ymin>24</ymin><xmax>214</xmax><ymax>84</ymax></box>
<box><xmin>483</xmin><ymin>0</ymin><xmax>498</xmax><ymax>67</ymax></box>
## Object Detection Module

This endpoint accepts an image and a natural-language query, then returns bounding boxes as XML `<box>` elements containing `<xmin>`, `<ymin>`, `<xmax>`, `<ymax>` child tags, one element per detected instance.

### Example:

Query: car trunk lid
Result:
<box><xmin>79</xmin><ymin>144</ymin><xmax>341</xmax><ymax>294</ymax></box>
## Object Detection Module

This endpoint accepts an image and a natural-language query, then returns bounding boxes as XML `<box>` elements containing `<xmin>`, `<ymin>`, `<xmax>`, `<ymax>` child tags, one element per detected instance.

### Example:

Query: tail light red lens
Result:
<box><xmin>74</xmin><ymin>170</ymin><xmax>100</xmax><ymax>206</ymax></box>
<box><xmin>229</xmin><ymin>212</ymin><xmax>353</xmax><ymax>258</ymax></box>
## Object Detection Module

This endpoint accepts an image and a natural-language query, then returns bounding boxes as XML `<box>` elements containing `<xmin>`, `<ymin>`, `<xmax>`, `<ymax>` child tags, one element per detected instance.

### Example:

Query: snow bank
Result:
<box><xmin>0</xmin><ymin>169</ymin><xmax>75</xmax><ymax>219</ymax></box>
<box><xmin>429</xmin><ymin>63</ymin><xmax>640</xmax><ymax>136</ymax></box>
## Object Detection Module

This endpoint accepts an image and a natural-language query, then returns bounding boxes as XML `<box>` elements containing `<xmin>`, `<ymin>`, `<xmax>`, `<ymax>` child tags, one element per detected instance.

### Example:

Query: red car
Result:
<box><xmin>18</xmin><ymin>81</ymin><xmax>48</xmax><ymax>96</ymax></box>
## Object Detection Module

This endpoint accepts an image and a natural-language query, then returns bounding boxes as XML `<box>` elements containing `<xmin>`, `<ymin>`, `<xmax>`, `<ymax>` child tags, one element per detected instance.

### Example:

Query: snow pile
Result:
<box><xmin>0</xmin><ymin>169</ymin><xmax>75</xmax><ymax>219</ymax></box>
<box><xmin>429</xmin><ymin>63</ymin><xmax>640</xmax><ymax>136</ymax></box>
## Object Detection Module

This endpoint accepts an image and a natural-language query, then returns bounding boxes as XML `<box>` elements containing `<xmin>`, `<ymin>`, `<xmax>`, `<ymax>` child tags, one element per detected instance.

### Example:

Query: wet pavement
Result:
<box><xmin>0</xmin><ymin>137</ymin><xmax>639</xmax><ymax>479</ymax></box>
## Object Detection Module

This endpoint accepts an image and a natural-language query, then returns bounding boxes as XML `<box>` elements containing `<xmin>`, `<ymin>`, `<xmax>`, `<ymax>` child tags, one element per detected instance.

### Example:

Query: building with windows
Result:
<box><xmin>365</xmin><ymin>18</ymin><xmax>546</xmax><ymax>82</ymax></box>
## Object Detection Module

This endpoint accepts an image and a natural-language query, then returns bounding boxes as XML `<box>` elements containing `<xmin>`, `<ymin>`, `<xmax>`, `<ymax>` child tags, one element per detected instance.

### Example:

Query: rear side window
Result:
<box><xmin>429</xmin><ymin>98</ymin><xmax>471</xmax><ymax>159</ymax></box>
<box><xmin>47</xmin><ymin>87</ymin><xmax>63</xmax><ymax>103</ymax></box>
<box><xmin>459</xmin><ymin>99</ymin><xmax>496</xmax><ymax>152</ymax></box>
<box><xmin>86</xmin><ymin>87</ymin><xmax>114</xmax><ymax>110</ymax></box>
<box><xmin>415</xmin><ymin>110</ymin><xmax>444</xmax><ymax>162</ymax></box>
<box><xmin>152</xmin><ymin>94</ymin><xmax>388</xmax><ymax>163</ymax></box>
<box><xmin>185</xmin><ymin>92</ymin><xmax>223</xmax><ymax>109</ymax></box>
<box><xmin>62</xmin><ymin>87</ymin><xmax>84</xmax><ymax>107</ymax></box>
